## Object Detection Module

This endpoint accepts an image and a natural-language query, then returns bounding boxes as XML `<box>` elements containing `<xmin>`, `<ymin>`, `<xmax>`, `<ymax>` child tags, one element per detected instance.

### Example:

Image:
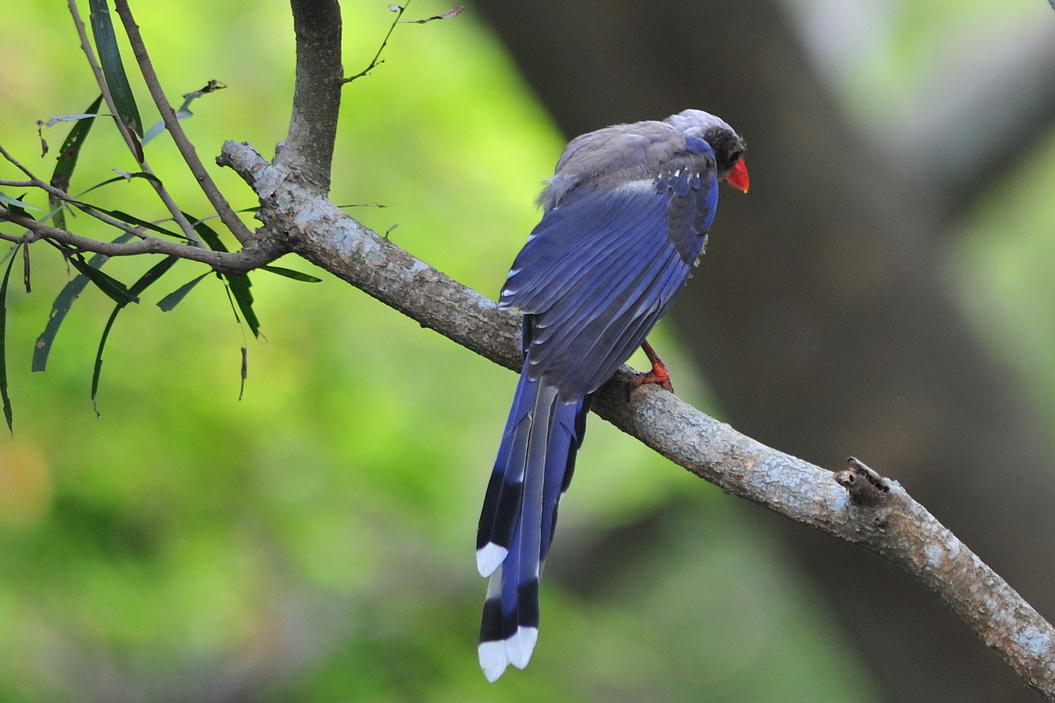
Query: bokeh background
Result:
<box><xmin>1</xmin><ymin>1</ymin><xmax>1054</xmax><ymax>701</ymax></box>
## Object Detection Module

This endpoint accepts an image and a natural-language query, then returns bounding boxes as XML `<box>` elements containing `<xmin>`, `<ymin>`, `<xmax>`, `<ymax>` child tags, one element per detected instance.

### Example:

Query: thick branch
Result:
<box><xmin>279</xmin><ymin>0</ymin><xmax>344</xmax><ymax>193</ymax></box>
<box><xmin>220</xmin><ymin>138</ymin><xmax>1055</xmax><ymax>699</ymax></box>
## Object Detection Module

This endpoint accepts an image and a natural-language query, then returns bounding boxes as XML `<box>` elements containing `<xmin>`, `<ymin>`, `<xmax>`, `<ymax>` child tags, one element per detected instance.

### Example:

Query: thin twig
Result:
<box><xmin>0</xmin><ymin>147</ymin><xmax>36</xmax><ymax>181</ymax></box>
<box><xmin>0</xmin><ymin>204</ymin><xmax>274</xmax><ymax>271</ymax></box>
<box><xmin>397</xmin><ymin>6</ymin><xmax>463</xmax><ymax>24</ymax></box>
<box><xmin>111</xmin><ymin>0</ymin><xmax>254</xmax><ymax>245</ymax></box>
<box><xmin>0</xmin><ymin>147</ymin><xmax>158</xmax><ymax>239</ymax></box>
<box><xmin>343</xmin><ymin>3</ymin><xmax>408</xmax><ymax>83</ymax></box>
<box><xmin>65</xmin><ymin>0</ymin><xmax>203</xmax><ymax>247</ymax></box>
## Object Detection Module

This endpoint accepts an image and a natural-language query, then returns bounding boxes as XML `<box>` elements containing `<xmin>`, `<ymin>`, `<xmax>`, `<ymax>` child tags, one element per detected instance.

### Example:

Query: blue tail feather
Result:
<box><xmin>477</xmin><ymin>367</ymin><xmax>588</xmax><ymax>681</ymax></box>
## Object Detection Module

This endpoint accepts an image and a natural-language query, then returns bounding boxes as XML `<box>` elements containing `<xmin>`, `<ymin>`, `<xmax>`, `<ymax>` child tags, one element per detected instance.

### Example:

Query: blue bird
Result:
<box><xmin>476</xmin><ymin>109</ymin><xmax>749</xmax><ymax>681</ymax></box>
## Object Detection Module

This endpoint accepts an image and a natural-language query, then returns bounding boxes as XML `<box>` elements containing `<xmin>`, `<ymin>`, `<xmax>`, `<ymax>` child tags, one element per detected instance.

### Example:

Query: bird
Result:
<box><xmin>475</xmin><ymin>109</ymin><xmax>749</xmax><ymax>682</ymax></box>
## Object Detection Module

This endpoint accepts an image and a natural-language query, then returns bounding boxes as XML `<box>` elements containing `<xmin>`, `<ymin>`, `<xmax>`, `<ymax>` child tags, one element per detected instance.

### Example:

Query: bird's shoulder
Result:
<box><xmin>538</xmin><ymin>120</ymin><xmax>716</xmax><ymax>211</ymax></box>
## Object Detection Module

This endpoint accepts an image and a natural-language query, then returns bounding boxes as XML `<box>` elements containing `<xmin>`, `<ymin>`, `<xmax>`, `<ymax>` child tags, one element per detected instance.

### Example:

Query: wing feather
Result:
<box><xmin>501</xmin><ymin>168</ymin><xmax>716</xmax><ymax>402</ymax></box>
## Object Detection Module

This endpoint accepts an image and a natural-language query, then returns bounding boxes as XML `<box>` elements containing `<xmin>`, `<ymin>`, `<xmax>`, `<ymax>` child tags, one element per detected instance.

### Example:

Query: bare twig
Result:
<box><xmin>342</xmin><ymin>3</ymin><xmax>462</xmax><ymax>82</ymax></box>
<box><xmin>343</xmin><ymin>3</ymin><xmax>408</xmax><ymax>83</ymax></box>
<box><xmin>65</xmin><ymin>0</ymin><xmax>203</xmax><ymax>247</ymax></box>
<box><xmin>0</xmin><ymin>144</ymin><xmax>150</xmax><ymax>239</ymax></box>
<box><xmin>0</xmin><ymin>147</ymin><xmax>184</xmax><ymax>243</ymax></box>
<box><xmin>0</xmin><ymin>205</ymin><xmax>276</xmax><ymax>272</ymax></box>
<box><xmin>0</xmin><ymin>145</ymin><xmax>36</xmax><ymax>181</ymax></box>
<box><xmin>111</xmin><ymin>0</ymin><xmax>254</xmax><ymax>245</ymax></box>
<box><xmin>397</xmin><ymin>6</ymin><xmax>463</xmax><ymax>24</ymax></box>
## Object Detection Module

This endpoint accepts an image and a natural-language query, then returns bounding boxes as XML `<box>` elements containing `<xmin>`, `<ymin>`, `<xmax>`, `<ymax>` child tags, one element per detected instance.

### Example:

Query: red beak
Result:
<box><xmin>725</xmin><ymin>159</ymin><xmax>750</xmax><ymax>193</ymax></box>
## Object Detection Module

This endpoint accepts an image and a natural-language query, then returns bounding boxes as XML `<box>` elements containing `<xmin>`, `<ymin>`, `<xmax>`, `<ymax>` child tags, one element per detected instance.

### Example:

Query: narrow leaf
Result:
<box><xmin>111</xmin><ymin>169</ymin><xmax>162</xmax><ymax>185</ymax></box>
<box><xmin>22</xmin><ymin>245</ymin><xmax>31</xmax><ymax>294</ymax></box>
<box><xmin>34</xmin><ymin>269</ymin><xmax>100</xmax><ymax>372</ymax></box>
<box><xmin>142</xmin><ymin>108</ymin><xmax>191</xmax><ymax>146</ymax></box>
<box><xmin>50</xmin><ymin>96</ymin><xmax>104</xmax><ymax>230</ymax></box>
<box><xmin>157</xmin><ymin>272</ymin><xmax>210</xmax><ymax>312</ymax></box>
<box><xmin>185</xmin><ymin>215</ymin><xmax>261</xmax><ymax>338</ymax></box>
<box><xmin>50</xmin><ymin>97</ymin><xmax>104</xmax><ymax>189</ymax></box>
<box><xmin>91</xmin><ymin>306</ymin><xmax>121</xmax><ymax>417</ymax></box>
<box><xmin>0</xmin><ymin>245</ymin><xmax>20</xmax><ymax>432</ymax></box>
<box><xmin>75</xmin><ymin>171</ymin><xmax>162</xmax><ymax>200</ymax></box>
<box><xmin>142</xmin><ymin>80</ymin><xmax>225</xmax><ymax>145</ymax></box>
<box><xmin>43</xmin><ymin>113</ymin><xmax>106</xmax><ymax>127</ymax></box>
<box><xmin>239</xmin><ymin>345</ymin><xmax>247</xmax><ymax>401</ymax></box>
<box><xmin>89</xmin><ymin>205</ymin><xmax>183</xmax><ymax>239</ymax></box>
<box><xmin>32</xmin><ymin>234</ymin><xmax>134</xmax><ymax>372</ymax></box>
<box><xmin>186</xmin><ymin>215</ymin><xmax>229</xmax><ymax>252</ymax></box>
<box><xmin>261</xmin><ymin>265</ymin><xmax>322</xmax><ymax>283</ymax></box>
<box><xmin>67</xmin><ymin>252</ymin><xmax>137</xmax><ymax>305</ymax></box>
<box><xmin>399</xmin><ymin>6</ymin><xmax>463</xmax><ymax>23</ymax></box>
<box><xmin>129</xmin><ymin>255</ymin><xmax>178</xmax><ymax>296</ymax></box>
<box><xmin>0</xmin><ymin>193</ymin><xmax>40</xmax><ymax>213</ymax></box>
<box><xmin>91</xmin><ymin>255</ymin><xmax>179</xmax><ymax>415</ymax></box>
<box><xmin>88</xmin><ymin>0</ymin><xmax>143</xmax><ymax>138</ymax></box>
<box><xmin>225</xmin><ymin>273</ymin><xmax>260</xmax><ymax>339</ymax></box>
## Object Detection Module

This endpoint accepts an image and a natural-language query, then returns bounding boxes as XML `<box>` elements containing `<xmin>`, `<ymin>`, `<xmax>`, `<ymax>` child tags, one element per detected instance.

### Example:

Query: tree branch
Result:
<box><xmin>111</xmin><ymin>0</ymin><xmax>255</xmax><ymax>245</ymax></box>
<box><xmin>0</xmin><ymin>204</ymin><xmax>276</xmax><ymax>272</ymax></box>
<box><xmin>279</xmin><ymin>0</ymin><xmax>345</xmax><ymax>193</ymax></box>
<box><xmin>219</xmin><ymin>137</ymin><xmax>1055</xmax><ymax>698</ymax></box>
<box><xmin>65</xmin><ymin>0</ymin><xmax>203</xmax><ymax>247</ymax></box>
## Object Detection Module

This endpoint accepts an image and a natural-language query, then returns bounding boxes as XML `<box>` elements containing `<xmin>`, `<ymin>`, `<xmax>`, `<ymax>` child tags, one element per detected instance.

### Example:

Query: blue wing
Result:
<box><xmin>500</xmin><ymin>167</ymin><xmax>719</xmax><ymax>402</ymax></box>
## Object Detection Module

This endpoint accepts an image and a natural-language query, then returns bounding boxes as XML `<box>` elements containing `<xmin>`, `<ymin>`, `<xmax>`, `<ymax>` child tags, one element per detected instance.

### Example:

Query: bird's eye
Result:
<box><xmin>727</xmin><ymin>149</ymin><xmax>742</xmax><ymax>164</ymax></box>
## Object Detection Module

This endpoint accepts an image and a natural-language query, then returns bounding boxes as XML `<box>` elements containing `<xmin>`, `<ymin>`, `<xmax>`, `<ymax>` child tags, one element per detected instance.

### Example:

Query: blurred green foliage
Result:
<box><xmin>20</xmin><ymin>1</ymin><xmax>1055</xmax><ymax>700</ymax></box>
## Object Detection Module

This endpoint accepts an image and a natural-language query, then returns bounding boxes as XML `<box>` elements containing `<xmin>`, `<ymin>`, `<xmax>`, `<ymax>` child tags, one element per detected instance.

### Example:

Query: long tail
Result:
<box><xmin>476</xmin><ymin>366</ymin><xmax>589</xmax><ymax>682</ymax></box>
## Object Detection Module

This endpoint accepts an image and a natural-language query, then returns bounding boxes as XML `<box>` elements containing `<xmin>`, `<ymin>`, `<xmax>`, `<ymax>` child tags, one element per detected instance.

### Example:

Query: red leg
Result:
<box><xmin>631</xmin><ymin>339</ymin><xmax>674</xmax><ymax>393</ymax></box>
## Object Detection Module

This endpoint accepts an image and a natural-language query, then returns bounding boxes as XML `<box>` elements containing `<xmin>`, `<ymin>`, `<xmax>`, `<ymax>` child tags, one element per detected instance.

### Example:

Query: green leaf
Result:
<box><xmin>142</xmin><ymin>109</ymin><xmax>190</xmax><ymax>145</ymax></box>
<box><xmin>157</xmin><ymin>272</ymin><xmax>210</xmax><ymax>312</ymax></box>
<box><xmin>91</xmin><ymin>305</ymin><xmax>121</xmax><ymax>418</ymax></box>
<box><xmin>128</xmin><ymin>255</ymin><xmax>178</xmax><ymax>297</ymax></box>
<box><xmin>88</xmin><ymin>0</ymin><xmax>143</xmax><ymax>139</ymax></box>
<box><xmin>183</xmin><ymin>215</ymin><xmax>261</xmax><ymax>338</ymax></box>
<box><xmin>88</xmin><ymin>205</ymin><xmax>183</xmax><ymax>239</ymax></box>
<box><xmin>91</xmin><ymin>255</ymin><xmax>178</xmax><ymax>415</ymax></box>
<box><xmin>22</xmin><ymin>245</ymin><xmax>31</xmax><ymax>294</ymax></box>
<box><xmin>261</xmin><ymin>265</ymin><xmax>323</xmax><ymax>283</ymax></box>
<box><xmin>186</xmin><ymin>214</ymin><xmax>229</xmax><ymax>252</ymax></box>
<box><xmin>49</xmin><ymin>95</ymin><xmax>104</xmax><ymax>230</ymax></box>
<box><xmin>0</xmin><ymin>244</ymin><xmax>20</xmax><ymax>433</ymax></box>
<box><xmin>67</xmin><ymin>252</ymin><xmax>137</xmax><ymax>306</ymax></box>
<box><xmin>43</xmin><ymin>113</ymin><xmax>105</xmax><ymax>128</ymax></box>
<box><xmin>142</xmin><ymin>79</ymin><xmax>226</xmax><ymax>145</ymax></box>
<box><xmin>238</xmin><ymin>345</ymin><xmax>247</xmax><ymax>401</ymax></box>
<box><xmin>0</xmin><ymin>193</ymin><xmax>39</xmax><ymax>216</ymax></box>
<box><xmin>32</xmin><ymin>234</ymin><xmax>135</xmax><ymax>373</ymax></box>
<box><xmin>110</xmin><ymin>169</ymin><xmax>162</xmax><ymax>186</ymax></box>
<box><xmin>225</xmin><ymin>273</ymin><xmax>260</xmax><ymax>338</ymax></box>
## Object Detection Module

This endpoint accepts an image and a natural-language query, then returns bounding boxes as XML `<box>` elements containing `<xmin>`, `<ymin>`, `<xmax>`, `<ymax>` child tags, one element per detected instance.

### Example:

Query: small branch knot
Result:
<box><xmin>835</xmin><ymin>456</ymin><xmax>891</xmax><ymax>505</ymax></box>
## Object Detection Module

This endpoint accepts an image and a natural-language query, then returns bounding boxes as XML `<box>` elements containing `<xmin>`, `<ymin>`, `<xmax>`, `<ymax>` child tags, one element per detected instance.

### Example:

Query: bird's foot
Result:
<box><xmin>631</xmin><ymin>340</ymin><xmax>674</xmax><ymax>394</ymax></box>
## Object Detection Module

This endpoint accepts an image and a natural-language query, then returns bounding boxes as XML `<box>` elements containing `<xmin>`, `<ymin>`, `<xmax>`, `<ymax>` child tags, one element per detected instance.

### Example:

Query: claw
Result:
<box><xmin>631</xmin><ymin>339</ymin><xmax>674</xmax><ymax>393</ymax></box>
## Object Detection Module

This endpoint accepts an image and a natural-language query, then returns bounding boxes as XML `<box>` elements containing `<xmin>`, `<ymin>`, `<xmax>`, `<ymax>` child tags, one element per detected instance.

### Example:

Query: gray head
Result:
<box><xmin>664</xmin><ymin>109</ymin><xmax>747</xmax><ymax>183</ymax></box>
